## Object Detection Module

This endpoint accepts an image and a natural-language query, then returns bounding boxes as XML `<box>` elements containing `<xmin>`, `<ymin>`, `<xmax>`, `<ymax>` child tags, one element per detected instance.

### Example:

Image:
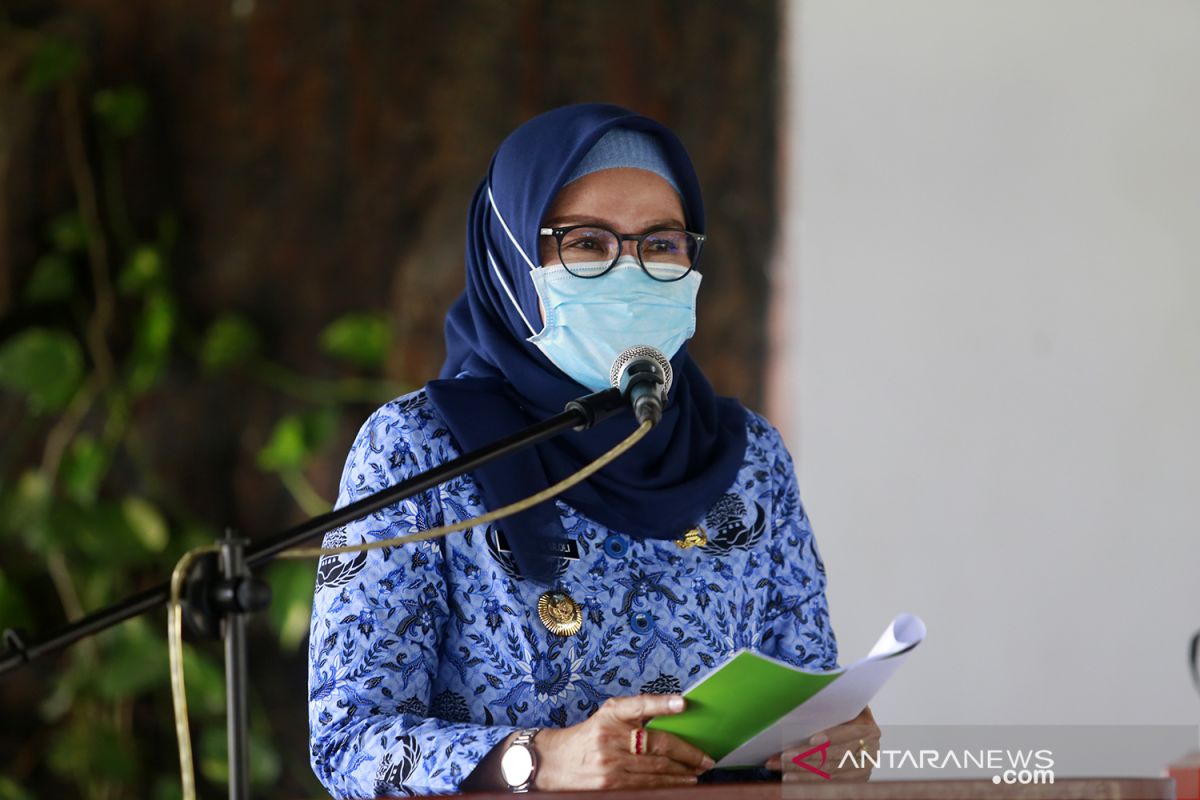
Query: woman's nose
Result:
<box><xmin>618</xmin><ymin>239</ymin><xmax>639</xmax><ymax>259</ymax></box>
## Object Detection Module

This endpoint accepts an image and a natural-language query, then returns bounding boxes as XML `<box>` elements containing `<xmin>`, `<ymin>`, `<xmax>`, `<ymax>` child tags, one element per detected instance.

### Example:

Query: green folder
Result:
<box><xmin>645</xmin><ymin>650</ymin><xmax>841</xmax><ymax>764</ymax></box>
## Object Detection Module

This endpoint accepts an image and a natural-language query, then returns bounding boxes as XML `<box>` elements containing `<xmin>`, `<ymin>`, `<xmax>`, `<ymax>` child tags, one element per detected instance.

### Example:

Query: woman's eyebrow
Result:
<box><xmin>544</xmin><ymin>215</ymin><xmax>686</xmax><ymax>230</ymax></box>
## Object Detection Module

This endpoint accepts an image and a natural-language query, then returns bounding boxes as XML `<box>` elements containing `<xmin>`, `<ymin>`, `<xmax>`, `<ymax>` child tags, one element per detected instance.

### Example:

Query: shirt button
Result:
<box><xmin>630</xmin><ymin>611</ymin><xmax>654</xmax><ymax>635</ymax></box>
<box><xmin>603</xmin><ymin>534</ymin><xmax>628</xmax><ymax>558</ymax></box>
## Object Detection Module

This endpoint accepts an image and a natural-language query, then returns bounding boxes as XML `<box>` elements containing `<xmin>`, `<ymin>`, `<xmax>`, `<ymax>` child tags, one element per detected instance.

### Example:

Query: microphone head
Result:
<box><xmin>610</xmin><ymin>345</ymin><xmax>673</xmax><ymax>395</ymax></box>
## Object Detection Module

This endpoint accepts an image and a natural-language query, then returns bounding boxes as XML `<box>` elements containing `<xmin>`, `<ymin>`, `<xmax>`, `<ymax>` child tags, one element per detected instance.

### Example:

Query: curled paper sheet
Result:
<box><xmin>646</xmin><ymin>613</ymin><xmax>927</xmax><ymax>768</ymax></box>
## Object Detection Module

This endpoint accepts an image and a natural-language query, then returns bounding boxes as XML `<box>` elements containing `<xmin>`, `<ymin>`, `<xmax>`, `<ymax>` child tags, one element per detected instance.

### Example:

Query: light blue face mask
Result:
<box><xmin>527</xmin><ymin>256</ymin><xmax>702</xmax><ymax>392</ymax></box>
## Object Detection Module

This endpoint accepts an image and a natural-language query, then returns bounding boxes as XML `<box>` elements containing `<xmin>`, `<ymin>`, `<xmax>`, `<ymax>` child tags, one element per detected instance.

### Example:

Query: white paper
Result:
<box><xmin>717</xmin><ymin>613</ymin><xmax>926</xmax><ymax>767</ymax></box>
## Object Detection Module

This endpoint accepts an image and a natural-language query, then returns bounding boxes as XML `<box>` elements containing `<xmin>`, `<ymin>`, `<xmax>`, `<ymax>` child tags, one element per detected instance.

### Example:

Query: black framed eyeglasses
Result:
<box><xmin>537</xmin><ymin>224</ymin><xmax>706</xmax><ymax>282</ymax></box>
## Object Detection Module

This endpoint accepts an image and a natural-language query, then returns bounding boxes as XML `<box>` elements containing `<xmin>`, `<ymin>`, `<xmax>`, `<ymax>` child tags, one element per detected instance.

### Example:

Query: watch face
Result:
<box><xmin>501</xmin><ymin>743</ymin><xmax>534</xmax><ymax>787</ymax></box>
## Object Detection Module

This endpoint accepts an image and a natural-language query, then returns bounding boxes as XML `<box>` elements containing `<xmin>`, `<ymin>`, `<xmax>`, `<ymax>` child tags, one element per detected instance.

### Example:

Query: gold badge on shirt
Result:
<box><xmin>537</xmin><ymin>590</ymin><xmax>583</xmax><ymax>637</ymax></box>
<box><xmin>675</xmin><ymin>527</ymin><xmax>707</xmax><ymax>549</ymax></box>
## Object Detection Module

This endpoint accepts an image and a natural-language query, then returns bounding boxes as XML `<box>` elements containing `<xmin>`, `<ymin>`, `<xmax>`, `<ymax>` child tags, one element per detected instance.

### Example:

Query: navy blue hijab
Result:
<box><xmin>427</xmin><ymin>104</ymin><xmax>747</xmax><ymax>584</ymax></box>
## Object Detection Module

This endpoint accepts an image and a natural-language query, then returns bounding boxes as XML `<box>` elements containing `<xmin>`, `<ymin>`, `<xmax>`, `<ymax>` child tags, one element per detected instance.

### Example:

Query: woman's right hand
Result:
<box><xmin>532</xmin><ymin>694</ymin><xmax>716</xmax><ymax>790</ymax></box>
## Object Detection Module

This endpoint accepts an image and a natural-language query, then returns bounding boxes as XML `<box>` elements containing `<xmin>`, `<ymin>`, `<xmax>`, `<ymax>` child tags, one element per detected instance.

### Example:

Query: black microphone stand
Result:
<box><xmin>0</xmin><ymin>387</ymin><xmax>629</xmax><ymax>800</ymax></box>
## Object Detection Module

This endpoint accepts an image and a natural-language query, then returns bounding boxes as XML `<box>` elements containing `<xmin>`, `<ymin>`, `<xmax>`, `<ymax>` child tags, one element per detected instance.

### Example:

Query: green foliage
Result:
<box><xmin>23</xmin><ymin>254</ymin><xmax>76</xmax><ymax>304</ymax></box>
<box><xmin>265</xmin><ymin>560</ymin><xmax>317</xmax><ymax>652</ymax></box>
<box><xmin>0</xmin><ymin>567</ymin><xmax>30</xmax><ymax>629</ymax></box>
<box><xmin>127</xmin><ymin>289</ymin><xmax>176</xmax><ymax>394</ymax></box>
<box><xmin>181</xmin><ymin>643</ymin><xmax>229</xmax><ymax>718</ymax></box>
<box><xmin>200</xmin><ymin>315</ymin><xmax>260</xmax><ymax>372</ymax></box>
<box><xmin>199</xmin><ymin>726</ymin><xmax>281</xmax><ymax>788</ymax></box>
<box><xmin>0</xmin><ymin>31</ymin><xmax>399</xmax><ymax>800</ymax></box>
<box><xmin>92</xmin><ymin>618</ymin><xmax>169</xmax><ymax>700</ymax></box>
<box><xmin>92</xmin><ymin>86</ymin><xmax>148</xmax><ymax>138</ymax></box>
<box><xmin>122</xmin><ymin>497</ymin><xmax>169</xmax><ymax>553</ymax></box>
<box><xmin>320</xmin><ymin>312</ymin><xmax>393</xmax><ymax>369</ymax></box>
<box><xmin>60</xmin><ymin>434</ymin><xmax>106</xmax><ymax>504</ymax></box>
<box><xmin>151</xmin><ymin>776</ymin><xmax>184</xmax><ymax>800</ymax></box>
<box><xmin>48</xmin><ymin>212</ymin><xmax>90</xmax><ymax>254</ymax></box>
<box><xmin>47</xmin><ymin>710</ymin><xmax>139</xmax><ymax>784</ymax></box>
<box><xmin>23</xmin><ymin>38</ymin><xmax>82</xmax><ymax>93</ymax></box>
<box><xmin>6</xmin><ymin>470</ymin><xmax>52</xmax><ymax>534</ymax></box>
<box><xmin>118</xmin><ymin>244</ymin><xmax>166</xmax><ymax>295</ymax></box>
<box><xmin>0</xmin><ymin>776</ymin><xmax>35</xmax><ymax>800</ymax></box>
<box><xmin>0</xmin><ymin>328</ymin><xmax>84</xmax><ymax>413</ymax></box>
<box><xmin>257</xmin><ymin>408</ymin><xmax>338</xmax><ymax>472</ymax></box>
<box><xmin>3</xmin><ymin>24</ymin><xmax>403</xmax><ymax>798</ymax></box>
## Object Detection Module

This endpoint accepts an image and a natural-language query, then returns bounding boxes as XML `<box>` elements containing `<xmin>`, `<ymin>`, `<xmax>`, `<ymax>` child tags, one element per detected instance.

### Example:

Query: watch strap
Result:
<box><xmin>505</xmin><ymin>727</ymin><xmax>541</xmax><ymax>792</ymax></box>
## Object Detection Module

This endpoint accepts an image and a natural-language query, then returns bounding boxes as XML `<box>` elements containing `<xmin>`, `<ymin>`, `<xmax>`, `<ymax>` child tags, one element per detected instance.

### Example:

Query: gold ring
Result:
<box><xmin>629</xmin><ymin>727</ymin><xmax>646</xmax><ymax>755</ymax></box>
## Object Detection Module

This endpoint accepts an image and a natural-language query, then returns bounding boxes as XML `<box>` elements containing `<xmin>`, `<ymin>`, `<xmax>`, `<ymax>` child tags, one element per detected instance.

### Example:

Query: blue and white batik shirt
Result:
<box><xmin>307</xmin><ymin>388</ymin><xmax>838</xmax><ymax>797</ymax></box>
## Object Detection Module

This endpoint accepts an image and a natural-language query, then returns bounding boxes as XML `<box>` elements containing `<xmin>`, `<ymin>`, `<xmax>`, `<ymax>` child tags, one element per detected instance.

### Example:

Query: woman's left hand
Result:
<box><xmin>763</xmin><ymin>705</ymin><xmax>880</xmax><ymax>782</ymax></box>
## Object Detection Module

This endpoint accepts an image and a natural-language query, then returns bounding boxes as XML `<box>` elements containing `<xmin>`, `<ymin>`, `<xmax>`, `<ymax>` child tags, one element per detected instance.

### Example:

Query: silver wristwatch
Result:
<box><xmin>500</xmin><ymin>727</ymin><xmax>541</xmax><ymax>792</ymax></box>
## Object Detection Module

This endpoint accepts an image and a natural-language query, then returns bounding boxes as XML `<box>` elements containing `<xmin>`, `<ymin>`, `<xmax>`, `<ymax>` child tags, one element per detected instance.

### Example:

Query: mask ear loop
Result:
<box><xmin>487</xmin><ymin>184</ymin><xmax>536</xmax><ymax>271</ymax></box>
<box><xmin>485</xmin><ymin>184</ymin><xmax>538</xmax><ymax>337</ymax></box>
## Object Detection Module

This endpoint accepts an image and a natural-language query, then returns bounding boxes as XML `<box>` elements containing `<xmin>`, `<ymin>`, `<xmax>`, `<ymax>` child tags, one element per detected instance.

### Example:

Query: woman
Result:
<box><xmin>308</xmin><ymin>104</ymin><xmax>878</xmax><ymax>796</ymax></box>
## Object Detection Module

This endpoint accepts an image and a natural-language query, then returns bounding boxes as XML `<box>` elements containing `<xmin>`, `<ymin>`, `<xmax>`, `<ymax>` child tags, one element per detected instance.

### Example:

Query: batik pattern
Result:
<box><xmin>308</xmin><ymin>390</ymin><xmax>838</xmax><ymax>797</ymax></box>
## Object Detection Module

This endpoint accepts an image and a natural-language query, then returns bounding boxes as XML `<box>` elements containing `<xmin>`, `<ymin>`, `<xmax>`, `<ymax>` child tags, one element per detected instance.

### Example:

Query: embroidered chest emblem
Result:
<box><xmin>703</xmin><ymin>493</ymin><xmax>768</xmax><ymax>555</ymax></box>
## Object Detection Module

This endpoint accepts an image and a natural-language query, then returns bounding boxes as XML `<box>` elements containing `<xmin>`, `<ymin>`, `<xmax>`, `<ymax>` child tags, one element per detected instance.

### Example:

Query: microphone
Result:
<box><xmin>610</xmin><ymin>346</ymin><xmax>673</xmax><ymax>426</ymax></box>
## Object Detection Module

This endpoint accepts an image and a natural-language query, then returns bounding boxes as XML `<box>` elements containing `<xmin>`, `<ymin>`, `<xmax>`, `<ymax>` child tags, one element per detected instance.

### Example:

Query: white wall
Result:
<box><xmin>772</xmin><ymin>0</ymin><xmax>1200</xmax><ymax>773</ymax></box>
